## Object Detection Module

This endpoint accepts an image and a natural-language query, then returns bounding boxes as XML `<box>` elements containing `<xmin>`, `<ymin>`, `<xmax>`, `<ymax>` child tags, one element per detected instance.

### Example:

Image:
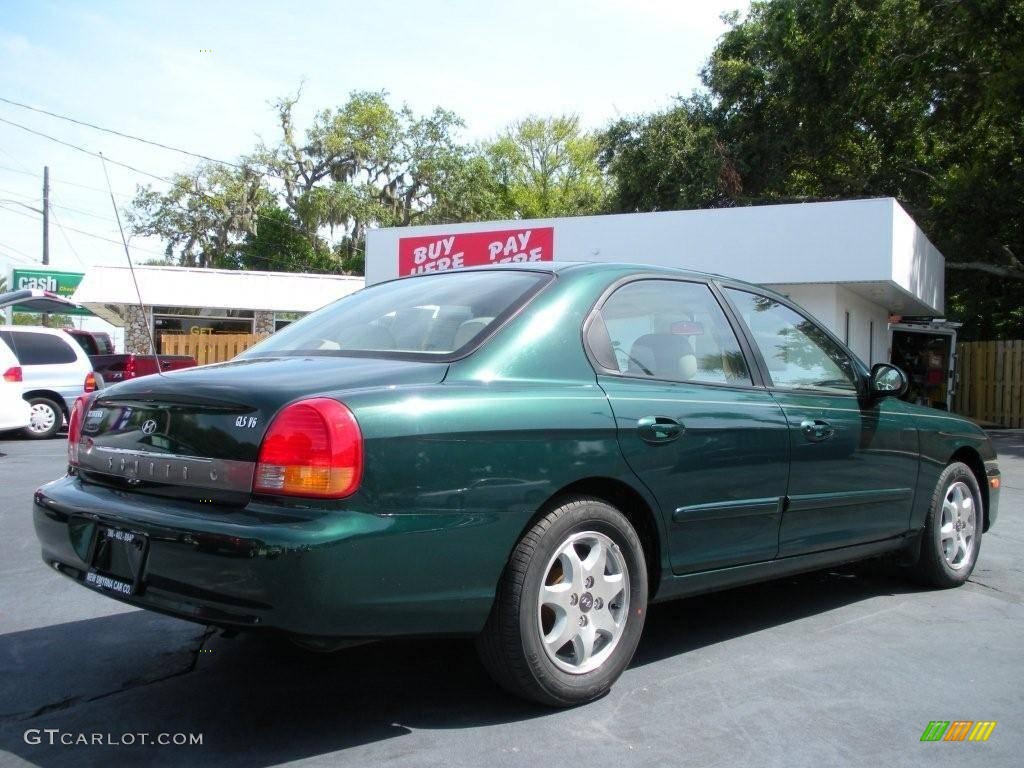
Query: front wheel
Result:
<box><xmin>476</xmin><ymin>496</ymin><xmax>647</xmax><ymax>707</ymax></box>
<box><xmin>905</xmin><ymin>462</ymin><xmax>983</xmax><ymax>588</ymax></box>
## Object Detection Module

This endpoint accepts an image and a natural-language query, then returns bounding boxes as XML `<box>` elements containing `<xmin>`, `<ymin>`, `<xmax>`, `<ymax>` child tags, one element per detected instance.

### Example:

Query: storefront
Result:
<box><xmin>71</xmin><ymin>265</ymin><xmax>364</xmax><ymax>354</ymax></box>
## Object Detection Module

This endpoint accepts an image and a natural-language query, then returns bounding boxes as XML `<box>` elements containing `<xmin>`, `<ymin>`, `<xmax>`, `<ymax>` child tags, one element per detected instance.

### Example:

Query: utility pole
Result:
<box><xmin>41</xmin><ymin>166</ymin><xmax>50</xmax><ymax>325</ymax></box>
<box><xmin>42</xmin><ymin>166</ymin><xmax>49</xmax><ymax>266</ymax></box>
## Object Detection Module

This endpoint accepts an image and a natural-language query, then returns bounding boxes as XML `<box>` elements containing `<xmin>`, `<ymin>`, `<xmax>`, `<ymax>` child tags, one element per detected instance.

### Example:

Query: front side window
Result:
<box><xmin>242</xmin><ymin>270</ymin><xmax>549</xmax><ymax>359</ymax></box>
<box><xmin>725</xmin><ymin>288</ymin><xmax>858</xmax><ymax>393</ymax></box>
<box><xmin>588</xmin><ymin>280</ymin><xmax>752</xmax><ymax>385</ymax></box>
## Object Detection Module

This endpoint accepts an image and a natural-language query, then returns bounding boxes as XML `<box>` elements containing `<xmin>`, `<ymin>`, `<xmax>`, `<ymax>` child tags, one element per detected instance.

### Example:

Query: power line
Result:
<box><xmin>0</xmin><ymin>115</ymin><xmax>171</xmax><ymax>184</ymax></box>
<box><xmin>0</xmin><ymin>202</ymin><xmax>168</xmax><ymax>258</ymax></box>
<box><xmin>48</xmin><ymin>204</ymin><xmax>87</xmax><ymax>269</ymax></box>
<box><xmin>0</xmin><ymin>95</ymin><xmax>247</xmax><ymax>170</ymax></box>
<box><xmin>0</xmin><ymin>115</ymin><xmax>348</xmax><ymax>274</ymax></box>
<box><xmin>0</xmin><ymin>240</ymin><xmax>38</xmax><ymax>264</ymax></box>
<box><xmin>0</xmin><ymin>163</ymin><xmax>136</xmax><ymax>197</ymax></box>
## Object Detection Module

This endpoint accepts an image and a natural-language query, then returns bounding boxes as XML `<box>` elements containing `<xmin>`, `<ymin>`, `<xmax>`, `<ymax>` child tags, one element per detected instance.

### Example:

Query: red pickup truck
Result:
<box><xmin>64</xmin><ymin>329</ymin><xmax>197</xmax><ymax>382</ymax></box>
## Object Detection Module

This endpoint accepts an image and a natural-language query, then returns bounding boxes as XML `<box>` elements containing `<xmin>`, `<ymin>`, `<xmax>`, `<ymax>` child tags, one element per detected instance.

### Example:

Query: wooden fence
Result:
<box><xmin>954</xmin><ymin>340</ymin><xmax>1024</xmax><ymax>428</ymax></box>
<box><xmin>160</xmin><ymin>333</ymin><xmax>268</xmax><ymax>365</ymax></box>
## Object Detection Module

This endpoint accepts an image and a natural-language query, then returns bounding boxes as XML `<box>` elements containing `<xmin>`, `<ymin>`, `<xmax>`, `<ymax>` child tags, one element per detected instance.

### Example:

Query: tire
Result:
<box><xmin>22</xmin><ymin>397</ymin><xmax>63</xmax><ymax>440</ymax></box>
<box><xmin>476</xmin><ymin>496</ymin><xmax>647</xmax><ymax>707</ymax></box>
<box><xmin>905</xmin><ymin>462</ymin><xmax>983</xmax><ymax>588</ymax></box>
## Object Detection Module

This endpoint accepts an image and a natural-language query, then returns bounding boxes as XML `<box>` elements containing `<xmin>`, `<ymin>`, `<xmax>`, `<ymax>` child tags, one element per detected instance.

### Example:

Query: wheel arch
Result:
<box><xmin>528</xmin><ymin>476</ymin><xmax>664</xmax><ymax>600</ymax></box>
<box><xmin>949</xmin><ymin>446</ymin><xmax>990</xmax><ymax>531</ymax></box>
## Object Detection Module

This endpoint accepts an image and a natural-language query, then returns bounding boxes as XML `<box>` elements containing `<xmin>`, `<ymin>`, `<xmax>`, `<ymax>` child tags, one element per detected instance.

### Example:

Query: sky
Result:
<box><xmin>0</xmin><ymin>0</ymin><xmax>749</xmax><ymax>278</ymax></box>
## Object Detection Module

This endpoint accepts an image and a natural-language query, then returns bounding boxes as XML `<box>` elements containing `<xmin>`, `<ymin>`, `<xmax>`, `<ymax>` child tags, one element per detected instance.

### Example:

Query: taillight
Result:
<box><xmin>124</xmin><ymin>356</ymin><xmax>136</xmax><ymax>378</ymax></box>
<box><xmin>67</xmin><ymin>395</ymin><xmax>90</xmax><ymax>466</ymax></box>
<box><xmin>84</xmin><ymin>371</ymin><xmax>98</xmax><ymax>393</ymax></box>
<box><xmin>2</xmin><ymin>366</ymin><xmax>22</xmax><ymax>383</ymax></box>
<box><xmin>254</xmin><ymin>398</ymin><xmax>362</xmax><ymax>498</ymax></box>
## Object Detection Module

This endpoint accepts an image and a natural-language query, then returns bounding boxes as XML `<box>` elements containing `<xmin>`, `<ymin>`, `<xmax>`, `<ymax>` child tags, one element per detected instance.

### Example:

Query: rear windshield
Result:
<box><xmin>242</xmin><ymin>270</ymin><xmax>551</xmax><ymax>359</ymax></box>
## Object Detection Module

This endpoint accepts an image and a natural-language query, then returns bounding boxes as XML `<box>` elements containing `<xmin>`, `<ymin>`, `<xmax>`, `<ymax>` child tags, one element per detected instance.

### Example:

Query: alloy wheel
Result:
<box><xmin>940</xmin><ymin>480</ymin><xmax>976</xmax><ymax>571</ymax></box>
<box><xmin>537</xmin><ymin>530</ymin><xmax>630</xmax><ymax>674</ymax></box>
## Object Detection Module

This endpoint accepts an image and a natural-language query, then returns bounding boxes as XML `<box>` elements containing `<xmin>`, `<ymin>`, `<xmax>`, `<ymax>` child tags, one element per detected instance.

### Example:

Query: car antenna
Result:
<box><xmin>98</xmin><ymin>152</ymin><xmax>164</xmax><ymax>377</ymax></box>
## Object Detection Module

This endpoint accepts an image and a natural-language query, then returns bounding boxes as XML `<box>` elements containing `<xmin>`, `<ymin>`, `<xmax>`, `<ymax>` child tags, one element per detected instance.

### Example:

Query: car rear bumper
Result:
<box><xmin>33</xmin><ymin>475</ymin><xmax>506</xmax><ymax>638</ymax></box>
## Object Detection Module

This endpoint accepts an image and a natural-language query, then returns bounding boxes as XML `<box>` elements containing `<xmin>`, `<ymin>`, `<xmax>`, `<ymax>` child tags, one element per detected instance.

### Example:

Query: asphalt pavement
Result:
<box><xmin>0</xmin><ymin>431</ymin><xmax>1021</xmax><ymax>767</ymax></box>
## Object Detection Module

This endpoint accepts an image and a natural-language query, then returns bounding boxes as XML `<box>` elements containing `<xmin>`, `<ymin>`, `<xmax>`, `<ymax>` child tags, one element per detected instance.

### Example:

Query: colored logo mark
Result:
<box><xmin>920</xmin><ymin>721</ymin><xmax>997</xmax><ymax>742</ymax></box>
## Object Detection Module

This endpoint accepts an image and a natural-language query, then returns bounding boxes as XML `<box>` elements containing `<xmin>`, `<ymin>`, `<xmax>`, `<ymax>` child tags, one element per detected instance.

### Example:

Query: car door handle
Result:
<box><xmin>800</xmin><ymin>418</ymin><xmax>835</xmax><ymax>442</ymax></box>
<box><xmin>637</xmin><ymin>416</ymin><xmax>683</xmax><ymax>443</ymax></box>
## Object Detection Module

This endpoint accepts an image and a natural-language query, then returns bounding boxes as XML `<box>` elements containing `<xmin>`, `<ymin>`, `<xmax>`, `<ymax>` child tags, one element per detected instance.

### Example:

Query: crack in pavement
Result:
<box><xmin>15</xmin><ymin>626</ymin><xmax>216</xmax><ymax>723</ymax></box>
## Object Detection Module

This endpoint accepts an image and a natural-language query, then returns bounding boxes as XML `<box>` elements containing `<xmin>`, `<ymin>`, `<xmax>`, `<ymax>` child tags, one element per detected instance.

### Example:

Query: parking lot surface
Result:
<box><xmin>0</xmin><ymin>432</ymin><xmax>1021</xmax><ymax>767</ymax></box>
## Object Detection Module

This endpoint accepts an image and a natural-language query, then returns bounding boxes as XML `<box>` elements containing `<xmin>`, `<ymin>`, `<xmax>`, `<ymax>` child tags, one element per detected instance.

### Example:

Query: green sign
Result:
<box><xmin>10</xmin><ymin>268</ymin><xmax>90</xmax><ymax>316</ymax></box>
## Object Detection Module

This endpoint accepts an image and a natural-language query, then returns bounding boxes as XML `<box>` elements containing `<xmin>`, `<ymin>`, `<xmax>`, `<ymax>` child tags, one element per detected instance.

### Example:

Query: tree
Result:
<box><xmin>701</xmin><ymin>0</ymin><xmax>1024</xmax><ymax>338</ymax></box>
<box><xmin>127</xmin><ymin>163</ymin><xmax>272</xmax><ymax>269</ymax></box>
<box><xmin>485</xmin><ymin>115</ymin><xmax>609</xmax><ymax>218</ymax></box>
<box><xmin>259</xmin><ymin>90</ymin><xmax>501</xmax><ymax>257</ymax></box>
<box><xmin>232</xmin><ymin>206</ymin><xmax>337</xmax><ymax>273</ymax></box>
<box><xmin>599</xmin><ymin>97</ymin><xmax>740</xmax><ymax>212</ymax></box>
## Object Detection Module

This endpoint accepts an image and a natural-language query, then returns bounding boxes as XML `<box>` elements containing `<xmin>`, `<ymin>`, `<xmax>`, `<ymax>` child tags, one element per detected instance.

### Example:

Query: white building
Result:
<box><xmin>365</xmin><ymin>197</ymin><xmax>944</xmax><ymax>368</ymax></box>
<box><xmin>72</xmin><ymin>265</ymin><xmax>364</xmax><ymax>354</ymax></box>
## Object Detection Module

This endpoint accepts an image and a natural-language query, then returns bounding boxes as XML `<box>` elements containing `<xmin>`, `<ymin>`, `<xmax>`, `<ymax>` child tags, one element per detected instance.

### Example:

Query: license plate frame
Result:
<box><xmin>86</xmin><ymin>525</ymin><xmax>149</xmax><ymax>596</ymax></box>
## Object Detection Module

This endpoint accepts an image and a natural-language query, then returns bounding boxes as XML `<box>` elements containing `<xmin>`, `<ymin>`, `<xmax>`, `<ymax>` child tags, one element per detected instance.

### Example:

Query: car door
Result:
<box><xmin>585</xmin><ymin>278</ymin><xmax>790</xmax><ymax>575</ymax></box>
<box><xmin>722</xmin><ymin>287</ymin><xmax>918</xmax><ymax>556</ymax></box>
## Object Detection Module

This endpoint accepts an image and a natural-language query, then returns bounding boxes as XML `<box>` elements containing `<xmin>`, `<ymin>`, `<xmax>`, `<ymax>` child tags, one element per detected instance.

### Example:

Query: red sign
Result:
<box><xmin>398</xmin><ymin>227</ymin><xmax>554</xmax><ymax>276</ymax></box>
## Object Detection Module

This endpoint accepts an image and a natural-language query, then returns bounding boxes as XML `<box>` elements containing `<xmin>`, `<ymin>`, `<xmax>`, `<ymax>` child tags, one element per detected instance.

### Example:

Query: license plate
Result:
<box><xmin>87</xmin><ymin>526</ymin><xmax>148</xmax><ymax>596</ymax></box>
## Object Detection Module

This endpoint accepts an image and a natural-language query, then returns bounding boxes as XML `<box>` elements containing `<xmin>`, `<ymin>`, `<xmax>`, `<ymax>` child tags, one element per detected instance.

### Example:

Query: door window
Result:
<box><xmin>725</xmin><ymin>289</ymin><xmax>858</xmax><ymax>393</ymax></box>
<box><xmin>589</xmin><ymin>280</ymin><xmax>751</xmax><ymax>385</ymax></box>
<box><xmin>0</xmin><ymin>331</ymin><xmax>77</xmax><ymax>365</ymax></box>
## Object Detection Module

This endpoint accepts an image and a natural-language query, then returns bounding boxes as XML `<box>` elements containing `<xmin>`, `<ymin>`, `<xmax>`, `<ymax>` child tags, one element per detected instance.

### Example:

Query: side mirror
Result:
<box><xmin>869</xmin><ymin>363</ymin><xmax>908</xmax><ymax>399</ymax></box>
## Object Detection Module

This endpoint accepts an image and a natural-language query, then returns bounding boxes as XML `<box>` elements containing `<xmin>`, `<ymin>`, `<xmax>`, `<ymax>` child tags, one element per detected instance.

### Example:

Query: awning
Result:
<box><xmin>71</xmin><ymin>265</ymin><xmax>365</xmax><ymax>326</ymax></box>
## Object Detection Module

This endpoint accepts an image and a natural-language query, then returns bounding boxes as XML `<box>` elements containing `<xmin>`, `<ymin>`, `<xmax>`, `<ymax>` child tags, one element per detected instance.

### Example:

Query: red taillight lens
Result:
<box><xmin>125</xmin><ymin>356</ymin><xmax>136</xmax><ymax>378</ymax></box>
<box><xmin>2</xmin><ymin>366</ymin><xmax>22</xmax><ymax>383</ymax></box>
<box><xmin>67</xmin><ymin>395</ymin><xmax>90</xmax><ymax>466</ymax></box>
<box><xmin>84</xmin><ymin>371</ymin><xmax>98</xmax><ymax>393</ymax></box>
<box><xmin>254</xmin><ymin>398</ymin><xmax>362</xmax><ymax>498</ymax></box>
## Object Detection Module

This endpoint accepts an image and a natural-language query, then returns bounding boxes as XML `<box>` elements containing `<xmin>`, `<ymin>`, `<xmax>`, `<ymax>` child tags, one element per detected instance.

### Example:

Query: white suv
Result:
<box><xmin>0</xmin><ymin>338</ymin><xmax>31</xmax><ymax>433</ymax></box>
<box><xmin>0</xmin><ymin>327</ymin><xmax>98</xmax><ymax>439</ymax></box>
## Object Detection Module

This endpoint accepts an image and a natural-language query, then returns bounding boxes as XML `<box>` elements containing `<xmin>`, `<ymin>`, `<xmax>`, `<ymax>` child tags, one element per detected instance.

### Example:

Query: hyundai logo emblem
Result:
<box><xmin>141</xmin><ymin>419</ymin><xmax>158</xmax><ymax>435</ymax></box>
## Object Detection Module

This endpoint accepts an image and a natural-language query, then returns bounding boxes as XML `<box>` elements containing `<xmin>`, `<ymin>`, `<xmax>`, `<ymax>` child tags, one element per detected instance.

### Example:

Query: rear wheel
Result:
<box><xmin>476</xmin><ymin>496</ymin><xmax>647</xmax><ymax>707</ymax></box>
<box><xmin>905</xmin><ymin>462</ymin><xmax>983</xmax><ymax>587</ymax></box>
<box><xmin>23</xmin><ymin>397</ymin><xmax>62</xmax><ymax>440</ymax></box>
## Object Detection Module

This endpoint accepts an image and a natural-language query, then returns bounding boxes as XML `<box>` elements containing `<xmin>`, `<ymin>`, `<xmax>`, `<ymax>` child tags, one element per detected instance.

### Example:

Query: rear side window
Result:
<box><xmin>589</xmin><ymin>280</ymin><xmax>752</xmax><ymax>385</ymax></box>
<box><xmin>0</xmin><ymin>331</ymin><xmax>77</xmax><ymax>365</ymax></box>
<box><xmin>69</xmin><ymin>333</ymin><xmax>98</xmax><ymax>356</ymax></box>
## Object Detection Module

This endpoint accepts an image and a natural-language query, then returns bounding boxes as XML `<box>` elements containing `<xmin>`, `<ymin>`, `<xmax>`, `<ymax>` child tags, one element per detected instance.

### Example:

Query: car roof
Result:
<box><xmin>449</xmin><ymin>260</ymin><xmax>780</xmax><ymax>298</ymax></box>
<box><xmin>0</xmin><ymin>324</ymin><xmax>78</xmax><ymax>338</ymax></box>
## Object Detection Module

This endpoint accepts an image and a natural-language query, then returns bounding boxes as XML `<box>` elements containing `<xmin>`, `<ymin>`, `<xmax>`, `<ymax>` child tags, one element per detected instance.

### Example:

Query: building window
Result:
<box><xmin>152</xmin><ymin>307</ymin><xmax>256</xmax><ymax>349</ymax></box>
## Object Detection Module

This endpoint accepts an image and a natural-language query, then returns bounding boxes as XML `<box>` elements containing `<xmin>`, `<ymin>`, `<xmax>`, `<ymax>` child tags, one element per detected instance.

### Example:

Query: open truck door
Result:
<box><xmin>890</xmin><ymin>321</ymin><xmax>960</xmax><ymax>410</ymax></box>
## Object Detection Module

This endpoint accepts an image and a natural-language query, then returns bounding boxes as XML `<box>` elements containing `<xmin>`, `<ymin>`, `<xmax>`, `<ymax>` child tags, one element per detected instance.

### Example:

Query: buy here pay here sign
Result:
<box><xmin>398</xmin><ymin>227</ymin><xmax>554</xmax><ymax>276</ymax></box>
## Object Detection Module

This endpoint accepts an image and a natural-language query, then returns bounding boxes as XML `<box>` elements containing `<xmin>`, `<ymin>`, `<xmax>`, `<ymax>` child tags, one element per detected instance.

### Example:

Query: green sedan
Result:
<box><xmin>33</xmin><ymin>263</ymin><xmax>1000</xmax><ymax>706</ymax></box>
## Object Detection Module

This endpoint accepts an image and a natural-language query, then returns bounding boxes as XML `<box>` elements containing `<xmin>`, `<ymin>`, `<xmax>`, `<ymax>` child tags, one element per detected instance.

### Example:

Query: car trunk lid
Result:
<box><xmin>75</xmin><ymin>355</ymin><xmax>447</xmax><ymax>504</ymax></box>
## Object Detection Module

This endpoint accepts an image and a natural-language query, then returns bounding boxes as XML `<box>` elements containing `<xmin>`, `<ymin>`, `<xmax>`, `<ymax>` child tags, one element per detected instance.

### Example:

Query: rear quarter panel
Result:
<box><xmin>312</xmin><ymin>267</ymin><xmax>667</xmax><ymax>627</ymax></box>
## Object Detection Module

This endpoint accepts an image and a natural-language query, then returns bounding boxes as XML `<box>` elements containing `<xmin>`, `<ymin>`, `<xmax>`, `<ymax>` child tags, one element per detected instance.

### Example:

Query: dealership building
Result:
<box><xmin>366</xmin><ymin>197</ymin><xmax>947</xmax><ymax>389</ymax></box>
